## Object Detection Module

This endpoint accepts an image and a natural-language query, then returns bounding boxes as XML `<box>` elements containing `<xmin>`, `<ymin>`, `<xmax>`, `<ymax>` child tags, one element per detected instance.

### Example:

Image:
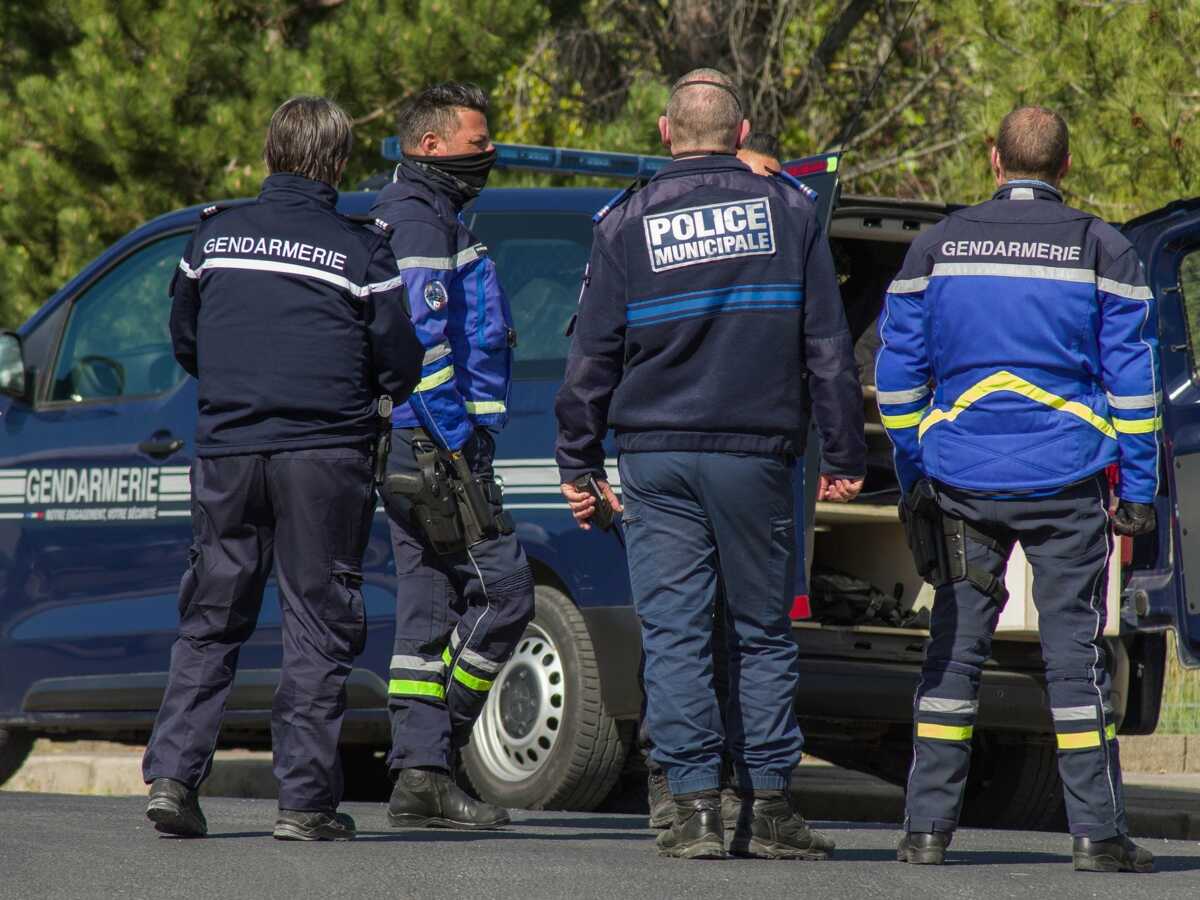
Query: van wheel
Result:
<box><xmin>0</xmin><ymin>728</ymin><xmax>34</xmax><ymax>787</ymax></box>
<box><xmin>960</xmin><ymin>732</ymin><xmax>1066</xmax><ymax>830</ymax></box>
<box><xmin>460</xmin><ymin>584</ymin><xmax>629</xmax><ymax>810</ymax></box>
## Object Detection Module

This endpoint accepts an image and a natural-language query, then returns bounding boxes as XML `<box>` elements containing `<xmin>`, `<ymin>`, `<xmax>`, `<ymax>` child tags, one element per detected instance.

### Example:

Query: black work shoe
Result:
<box><xmin>1073</xmin><ymin>835</ymin><xmax>1154</xmax><ymax>873</ymax></box>
<box><xmin>720</xmin><ymin>786</ymin><xmax>751</xmax><ymax>837</ymax></box>
<box><xmin>647</xmin><ymin>771</ymin><xmax>673</xmax><ymax>829</ymax></box>
<box><xmin>897</xmin><ymin>831</ymin><xmax>951</xmax><ymax>865</ymax></box>
<box><xmin>729</xmin><ymin>792</ymin><xmax>834</xmax><ymax>860</ymax></box>
<box><xmin>273</xmin><ymin>809</ymin><xmax>356</xmax><ymax>841</ymax></box>
<box><xmin>656</xmin><ymin>792</ymin><xmax>728</xmax><ymax>859</ymax></box>
<box><xmin>388</xmin><ymin>767</ymin><xmax>510</xmax><ymax>830</ymax></box>
<box><xmin>146</xmin><ymin>777</ymin><xmax>207</xmax><ymax>838</ymax></box>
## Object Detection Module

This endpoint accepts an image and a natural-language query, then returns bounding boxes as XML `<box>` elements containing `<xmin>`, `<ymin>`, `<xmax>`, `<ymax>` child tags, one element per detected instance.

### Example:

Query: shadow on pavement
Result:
<box><xmin>355</xmin><ymin>829</ymin><xmax>652</xmax><ymax>843</ymax></box>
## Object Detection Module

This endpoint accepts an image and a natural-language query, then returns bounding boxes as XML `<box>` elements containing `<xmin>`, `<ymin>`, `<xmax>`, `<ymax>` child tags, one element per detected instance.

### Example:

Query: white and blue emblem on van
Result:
<box><xmin>643</xmin><ymin>197</ymin><xmax>775</xmax><ymax>273</ymax></box>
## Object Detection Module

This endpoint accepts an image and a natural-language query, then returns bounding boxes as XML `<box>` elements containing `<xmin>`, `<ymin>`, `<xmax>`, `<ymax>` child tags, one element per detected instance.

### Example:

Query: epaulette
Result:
<box><xmin>200</xmin><ymin>204</ymin><xmax>228</xmax><ymax>220</ymax></box>
<box><xmin>776</xmin><ymin>170</ymin><xmax>819</xmax><ymax>204</ymax></box>
<box><xmin>343</xmin><ymin>213</ymin><xmax>393</xmax><ymax>234</ymax></box>
<box><xmin>592</xmin><ymin>183</ymin><xmax>638</xmax><ymax>224</ymax></box>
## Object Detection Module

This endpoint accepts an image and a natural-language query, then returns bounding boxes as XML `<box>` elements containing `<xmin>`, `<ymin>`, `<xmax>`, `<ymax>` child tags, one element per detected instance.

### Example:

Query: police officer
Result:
<box><xmin>142</xmin><ymin>96</ymin><xmax>423</xmax><ymax>841</ymax></box>
<box><xmin>878</xmin><ymin>106</ymin><xmax>1157</xmax><ymax>872</ymax></box>
<box><xmin>737</xmin><ymin>132</ymin><xmax>782</xmax><ymax>176</ymax></box>
<box><xmin>369</xmin><ymin>83</ymin><xmax>534</xmax><ymax>829</ymax></box>
<box><xmin>556</xmin><ymin>69</ymin><xmax>866</xmax><ymax>860</ymax></box>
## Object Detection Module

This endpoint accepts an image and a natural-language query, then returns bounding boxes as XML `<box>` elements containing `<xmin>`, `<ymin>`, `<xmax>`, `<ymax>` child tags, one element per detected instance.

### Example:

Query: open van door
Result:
<box><xmin>1123</xmin><ymin>199</ymin><xmax>1200</xmax><ymax>666</ymax></box>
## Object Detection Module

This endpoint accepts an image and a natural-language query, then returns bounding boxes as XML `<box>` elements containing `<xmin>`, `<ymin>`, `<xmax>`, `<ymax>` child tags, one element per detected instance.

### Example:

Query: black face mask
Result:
<box><xmin>406</xmin><ymin>148</ymin><xmax>497</xmax><ymax>203</ymax></box>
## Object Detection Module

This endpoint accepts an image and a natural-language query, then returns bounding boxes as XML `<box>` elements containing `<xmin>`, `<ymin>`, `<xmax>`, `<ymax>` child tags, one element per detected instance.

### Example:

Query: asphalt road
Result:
<box><xmin>1</xmin><ymin>793</ymin><xmax>1199</xmax><ymax>900</ymax></box>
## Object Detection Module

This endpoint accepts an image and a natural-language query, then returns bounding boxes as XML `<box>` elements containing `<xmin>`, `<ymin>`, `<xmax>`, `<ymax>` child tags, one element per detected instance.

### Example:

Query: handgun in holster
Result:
<box><xmin>901</xmin><ymin>479</ymin><xmax>1008</xmax><ymax>605</ymax></box>
<box><xmin>372</xmin><ymin>395</ymin><xmax>394</xmax><ymax>486</ymax></box>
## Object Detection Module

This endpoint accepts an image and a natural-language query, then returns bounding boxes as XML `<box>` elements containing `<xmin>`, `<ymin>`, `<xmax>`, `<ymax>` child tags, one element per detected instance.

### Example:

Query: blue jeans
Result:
<box><xmin>619</xmin><ymin>450</ymin><xmax>802</xmax><ymax>795</ymax></box>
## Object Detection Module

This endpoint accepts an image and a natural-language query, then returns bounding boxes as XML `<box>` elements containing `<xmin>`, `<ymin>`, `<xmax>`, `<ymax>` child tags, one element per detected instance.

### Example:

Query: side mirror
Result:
<box><xmin>0</xmin><ymin>331</ymin><xmax>27</xmax><ymax>400</ymax></box>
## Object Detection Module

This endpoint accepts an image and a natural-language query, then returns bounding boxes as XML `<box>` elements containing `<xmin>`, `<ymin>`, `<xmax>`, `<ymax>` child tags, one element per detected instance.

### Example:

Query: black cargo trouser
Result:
<box><xmin>143</xmin><ymin>447</ymin><xmax>375</xmax><ymax>811</ymax></box>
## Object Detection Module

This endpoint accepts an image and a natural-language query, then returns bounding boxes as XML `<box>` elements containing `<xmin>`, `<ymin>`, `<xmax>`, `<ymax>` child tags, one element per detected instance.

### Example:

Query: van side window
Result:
<box><xmin>49</xmin><ymin>233</ymin><xmax>191</xmax><ymax>403</ymax></box>
<box><xmin>1178</xmin><ymin>251</ymin><xmax>1200</xmax><ymax>381</ymax></box>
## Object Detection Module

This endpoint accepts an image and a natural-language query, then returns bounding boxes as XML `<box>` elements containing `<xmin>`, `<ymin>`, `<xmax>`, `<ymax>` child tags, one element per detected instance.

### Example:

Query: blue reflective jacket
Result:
<box><xmin>876</xmin><ymin>181</ymin><xmax>1161</xmax><ymax>502</ymax></box>
<box><xmin>370</xmin><ymin>161</ymin><xmax>515</xmax><ymax>450</ymax></box>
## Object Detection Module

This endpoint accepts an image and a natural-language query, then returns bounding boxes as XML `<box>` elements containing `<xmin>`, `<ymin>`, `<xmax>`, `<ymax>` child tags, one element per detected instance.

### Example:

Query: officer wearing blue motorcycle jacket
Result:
<box><xmin>143</xmin><ymin>96</ymin><xmax>424</xmax><ymax>841</ymax></box>
<box><xmin>878</xmin><ymin>106</ymin><xmax>1157</xmax><ymax>873</ymax></box>
<box><xmin>369</xmin><ymin>82</ymin><xmax>534</xmax><ymax>830</ymax></box>
<box><xmin>556</xmin><ymin>69</ymin><xmax>866</xmax><ymax>860</ymax></box>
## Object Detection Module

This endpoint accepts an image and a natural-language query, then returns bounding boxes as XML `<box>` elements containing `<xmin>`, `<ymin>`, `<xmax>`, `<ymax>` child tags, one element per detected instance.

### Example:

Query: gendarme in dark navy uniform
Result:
<box><xmin>556</xmin><ymin>103</ymin><xmax>865</xmax><ymax>858</ymax></box>
<box><xmin>142</xmin><ymin>146</ymin><xmax>423</xmax><ymax>840</ymax></box>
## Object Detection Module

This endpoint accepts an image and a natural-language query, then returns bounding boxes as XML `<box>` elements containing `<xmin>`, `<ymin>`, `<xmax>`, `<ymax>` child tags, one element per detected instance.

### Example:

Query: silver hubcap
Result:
<box><xmin>471</xmin><ymin>624</ymin><xmax>565</xmax><ymax>782</ymax></box>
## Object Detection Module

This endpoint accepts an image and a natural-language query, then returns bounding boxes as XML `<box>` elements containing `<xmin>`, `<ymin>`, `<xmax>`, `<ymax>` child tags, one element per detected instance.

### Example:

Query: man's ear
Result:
<box><xmin>990</xmin><ymin>145</ymin><xmax>1005</xmax><ymax>186</ymax></box>
<box><xmin>417</xmin><ymin>130</ymin><xmax>441</xmax><ymax>156</ymax></box>
<box><xmin>658</xmin><ymin>115</ymin><xmax>671</xmax><ymax>151</ymax></box>
<box><xmin>1060</xmin><ymin>151</ymin><xmax>1072</xmax><ymax>182</ymax></box>
<box><xmin>735</xmin><ymin>119</ymin><xmax>751</xmax><ymax>150</ymax></box>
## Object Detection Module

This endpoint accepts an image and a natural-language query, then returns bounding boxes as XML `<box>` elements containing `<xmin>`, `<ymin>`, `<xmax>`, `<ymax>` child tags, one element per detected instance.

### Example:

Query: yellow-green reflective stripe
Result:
<box><xmin>918</xmin><ymin>371</ymin><xmax>1117</xmax><ymax>441</ymax></box>
<box><xmin>1112</xmin><ymin>416</ymin><xmax>1162</xmax><ymax>434</ymax></box>
<box><xmin>1107</xmin><ymin>723</ymin><xmax>1117</xmax><ymax>741</ymax></box>
<box><xmin>916</xmin><ymin>723</ymin><xmax>973</xmax><ymax>741</ymax></box>
<box><xmin>442</xmin><ymin>646</ymin><xmax>452</xmax><ymax>666</ymax></box>
<box><xmin>881</xmin><ymin>411</ymin><xmax>926</xmax><ymax>429</ymax></box>
<box><xmin>1056</xmin><ymin>724</ymin><xmax>1116</xmax><ymax>750</ymax></box>
<box><xmin>416</xmin><ymin>365</ymin><xmax>455</xmax><ymax>392</ymax></box>
<box><xmin>388</xmin><ymin>679</ymin><xmax>446</xmax><ymax>700</ymax></box>
<box><xmin>465</xmin><ymin>400</ymin><xmax>506</xmax><ymax>415</ymax></box>
<box><xmin>827</xmin><ymin>156</ymin><xmax>839</xmax><ymax>172</ymax></box>
<box><xmin>451</xmin><ymin>666</ymin><xmax>493</xmax><ymax>692</ymax></box>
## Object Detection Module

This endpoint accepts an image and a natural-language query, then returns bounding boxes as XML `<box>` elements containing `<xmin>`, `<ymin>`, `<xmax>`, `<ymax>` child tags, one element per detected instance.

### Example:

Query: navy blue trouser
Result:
<box><xmin>905</xmin><ymin>474</ymin><xmax>1129</xmax><ymax>841</ymax></box>
<box><xmin>382</xmin><ymin>428</ymin><xmax>534</xmax><ymax>772</ymax></box>
<box><xmin>143</xmin><ymin>447</ymin><xmax>374</xmax><ymax>811</ymax></box>
<box><xmin>620</xmin><ymin>450</ymin><xmax>803</xmax><ymax>796</ymax></box>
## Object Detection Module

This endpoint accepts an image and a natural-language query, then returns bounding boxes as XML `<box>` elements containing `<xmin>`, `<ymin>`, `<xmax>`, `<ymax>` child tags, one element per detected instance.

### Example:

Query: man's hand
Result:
<box><xmin>1112</xmin><ymin>500</ymin><xmax>1156</xmax><ymax>536</ymax></box>
<box><xmin>560</xmin><ymin>478</ymin><xmax>623</xmax><ymax>530</ymax></box>
<box><xmin>818</xmin><ymin>474</ymin><xmax>864</xmax><ymax>504</ymax></box>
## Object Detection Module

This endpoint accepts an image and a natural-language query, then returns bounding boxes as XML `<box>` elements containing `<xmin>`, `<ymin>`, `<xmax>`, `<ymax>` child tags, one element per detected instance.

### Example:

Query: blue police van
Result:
<box><xmin>0</xmin><ymin>144</ymin><xmax>1197</xmax><ymax>828</ymax></box>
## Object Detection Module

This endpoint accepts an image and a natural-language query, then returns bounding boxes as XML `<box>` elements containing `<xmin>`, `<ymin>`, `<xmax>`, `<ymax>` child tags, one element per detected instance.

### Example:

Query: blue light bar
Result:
<box><xmin>381</xmin><ymin>138</ymin><xmax>669</xmax><ymax>179</ymax></box>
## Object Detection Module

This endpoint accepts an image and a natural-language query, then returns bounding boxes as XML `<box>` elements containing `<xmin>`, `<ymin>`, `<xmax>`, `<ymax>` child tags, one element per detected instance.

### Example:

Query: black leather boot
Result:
<box><xmin>146</xmin><ymin>777</ymin><xmax>207</xmax><ymax>838</ymax></box>
<box><xmin>729</xmin><ymin>792</ymin><xmax>834</xmax><ymax>860</ymax></box>
<box><xmin>647</xmin><ymin>771</ymin><xmax>673</xmax><ymax>829</ymax></box>
<box><xmin>897</xmin><ymin>831</ymin><xmax>951</xmax><ymax>865</ymax></box>
<box><xmin>273</xmin><ymin>809</ymin><xmax>356</xmax><ymax>841</ymax></box>
<box><xmin>388</xmin><ymin>767</ymin><xmax>510</xmax><ymax>829</ymax></box>
<box><xmin>655</xmin><ymin>791</ymin><xmax>727</xmax><ymax>859</ymax></box>
<box><xmin>1073</xmin><ymin>835</ymin><xmax>1154</xmax><ymax>873</ymax></box>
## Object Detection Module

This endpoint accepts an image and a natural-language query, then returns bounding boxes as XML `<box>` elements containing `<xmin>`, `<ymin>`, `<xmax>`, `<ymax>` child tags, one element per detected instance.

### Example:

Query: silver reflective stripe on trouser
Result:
<box><xmin>918</xmin><ymin>697</ymin><xmax>978</xmax><ymax>715</ymax></box>
<box><xmin>390</xmin><ymin>655</ymin><xmax>446</xmax><ymax>674</ymax></box>
<box><xmin>456</xmin><ymin>645</ymin><xmax>504</xmax><ymax>675</ymax></box>
<box><xmin>423</xmin><ymin>343</ymin><xmax>452</xmax><ymax>366</ymax></box>
<box><xmin>1051</xmin><ymin>705</ymin><xmax>1112</xmax><ymax>722</ymax></box>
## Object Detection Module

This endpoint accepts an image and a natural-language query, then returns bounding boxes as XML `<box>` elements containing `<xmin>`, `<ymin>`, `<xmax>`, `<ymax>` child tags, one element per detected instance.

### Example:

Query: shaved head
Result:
<box><xmin>994</xmin><ymin>106</ymin><xmax>1070</xmax><ymax>183</ymax></box>
<box><xmin>664</xmin><ymin>68</ymin><xmax>745</xmax><ymax>154</ymax></box>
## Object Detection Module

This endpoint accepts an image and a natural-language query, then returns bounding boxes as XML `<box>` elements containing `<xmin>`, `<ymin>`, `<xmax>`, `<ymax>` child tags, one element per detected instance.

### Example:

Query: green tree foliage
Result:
<box><xmin>3</xmin><ymin>0</ymin><xmax>1200</xmax><ymax>326</ymax></box>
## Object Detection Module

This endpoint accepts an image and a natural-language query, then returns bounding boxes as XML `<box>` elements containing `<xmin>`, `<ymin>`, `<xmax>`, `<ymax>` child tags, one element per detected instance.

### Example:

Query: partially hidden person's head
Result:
<box><xmin>660</xmin><ymin>68</ymin><xmax>750</xmax><ymax>157</ymax></box>
<box><xmin>738</xmin><ymin>131</ymin><xmax>782</xmax><ymax>176</ymax></box>
<box><xmin>398</xmin><ymin>82</ymin><xmax>496</xmax><ymax>198</ymax></box>
<box><xmin>991</xmin><ymin>105</ymin><xmax>1071</xmax><ymax>188</ymax></box>
<box><xmin>263</xmin><ymin>95</ymin><xmax>354</xmax><ymax>188</ymax></box>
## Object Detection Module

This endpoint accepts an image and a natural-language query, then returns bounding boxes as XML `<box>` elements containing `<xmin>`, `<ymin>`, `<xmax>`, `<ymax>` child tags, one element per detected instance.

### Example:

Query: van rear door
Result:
<box><xmin>1123</xmin><ymin>199</ymin><xmax>1200</xmax><ymax>665</ymax></box>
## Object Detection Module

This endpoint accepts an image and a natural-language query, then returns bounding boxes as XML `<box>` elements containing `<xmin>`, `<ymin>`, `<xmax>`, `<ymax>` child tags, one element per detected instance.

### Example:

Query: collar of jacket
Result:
<box><xmin>993</xmin><ymin>179</ymin><xmax>1063</xmax><ymax>203</ymax></box>
<box><xmin>258</xmin><ymin>173</ymin><xmax>339</xmax><ymax>208</ymax></box>
<box><xmin>651</xmin><ymin>152</ymin><xmax>750</xmax><ymax>182</ymax></box>
<box><xmin>394</xmin><ymin>157</ymin><xmax>471</xmax><ymax>211</ymax></box>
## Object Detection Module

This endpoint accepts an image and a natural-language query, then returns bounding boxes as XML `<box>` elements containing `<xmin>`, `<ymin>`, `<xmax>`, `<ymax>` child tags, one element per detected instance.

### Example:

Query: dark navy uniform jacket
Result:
<box><xmin>555</xmin><ymin>153</ymin><xmax>866</xmax><ymax>483</ymax></box>
<box><xmin>371</xmin><ymin>161</ymin><xmax>517</xmax><ymax>451</ymax></box>
<box><xmin>170</xmin><ymin>173</ymin><xmax>424</xmax><ymax>457</ymax></box>
<box><xmin>876</xmin><ymin>180</ymin><xmax>1161</xmax><ymax>502</ymax></box>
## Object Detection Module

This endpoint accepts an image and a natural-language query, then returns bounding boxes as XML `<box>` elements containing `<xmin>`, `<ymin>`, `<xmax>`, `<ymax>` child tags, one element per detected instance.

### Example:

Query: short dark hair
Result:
<box><xmin>666</xmin><ymin>68</ymin><xmax>743</xmax><ymax>152</ymax></box>
<box><xmin>995</xmin><ymin>106</ymin><xmax>1070</xmax><ymax>182</ymax></box>
<box><xmin>398</xmin><ymin>82</ymin><xmax>490</xmax><ymax>152</ymax></box>
<box><xmin>262</xmin><ymin>96</ymin><xmax>353</xmax><ymax>187</ymax></box>
<box><xmin>742</xmin><ymin>131</ymin><xmax>780</xmax><ymax>159</ymax></box>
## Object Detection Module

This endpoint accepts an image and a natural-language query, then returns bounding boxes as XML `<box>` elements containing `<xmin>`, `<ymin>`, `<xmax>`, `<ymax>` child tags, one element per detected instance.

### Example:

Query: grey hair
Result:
<box><xmin>398</xmin><ymin>82</ymin><xmax>490</xmax><ymax>152</ymax></box>
<box><xmin>263</xmin><ymin>96</ymin><xmax>353</xmax><ymax>187</ymax></box>
<box><xmin>666</xmin><ymin>68</ymin><xmax>743</xmax><ymax>152</ymax></box>
<box><xmin>996</xmin><ymin>105</ymin><xmax>1070</xmax><ymax>182</ymax></box>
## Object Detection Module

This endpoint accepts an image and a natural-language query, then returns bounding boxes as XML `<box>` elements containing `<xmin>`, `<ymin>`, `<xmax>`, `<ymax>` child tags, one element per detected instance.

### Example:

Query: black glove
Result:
<box><xmin>1112</xmin><ymin>500</ymin><xmax>1156</xmax><ymax>537</ymax></box>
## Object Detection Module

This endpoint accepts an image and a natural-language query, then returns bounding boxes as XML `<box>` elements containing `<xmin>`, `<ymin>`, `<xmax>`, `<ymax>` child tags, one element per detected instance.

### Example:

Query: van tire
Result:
<box><xmin>0</xmin><ymin>728</ymin><xmax>34</xmax><ymax>787</ymax></box>
<box><xmin>460</xmin><ymin>584</ymin><xmax>629</xmax><ymax>810</ymax></box>
<box><xmin>960</xmin><ymin>732</ymin><xmax>1066</xmax><ymax>831</ymax></box>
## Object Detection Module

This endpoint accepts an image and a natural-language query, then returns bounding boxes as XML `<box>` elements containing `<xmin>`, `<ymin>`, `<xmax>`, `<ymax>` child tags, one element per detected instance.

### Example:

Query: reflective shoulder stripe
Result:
<box><xmin>423</xmin><ymin>343</ymin><xmax>452</xmax><ymax>366</ymax></box>
<box><xmin>1106</xmin><ymin>391</ymin><xmax>1160</xmax><ymax>410</ymax></box>
<box><xmin>415</xmin><ymin>365</ymin><xmax>455</xmax><ymax>392</ymax></box>
<box><xmin>364</xmin><ymin>274</ymin><xmax>404</xmax><ymax>295</ymax></box>
<box><xmin>918</xmin><ymin>697</ymin><xmax>978</xmax><ymax>715</ymax></box>
<box><xmin>916</xmin><ymin>723</ymin><xmax>973</xmax><ymax>741</ymax></box>
<box><xmin>194</xmin><ymin>257</ymin><xmax>372</xmax><ymax>297</ymax></box>
<box><xmin>395</xmin><ymin>245</ymin><xmax>485</xmax><ymax>273</ymax></box>
<box><xmin>881</xmin><ymin>411</ymin><xmax>925</xmax><ymax>429</ymax></box>
<box><xmin>1112</xmin><ymin>415</ymin><xmax>1162</xmax><ymax>434</ymax></box>
<box><xmin>1097</xmin><ymin>277</ymin><xmax>1153</xmax><ymax>301</ymax></box>
<box><xmin>388</xmin><ymin>679</ymin><xmax>446</xmax><ymax>700</ymax></box>
<box><xmin>178</xmin><ymin>259</ymin><xmax>200</xmax><ymax>280</ymax></box>
<box><xmin>465</xmin><ymin>400</ymin><xmax>506</xmax><ymax>416</ymax></box>
<box><xmin>887</xmin><ymin>276</ymin><xmax>928</xmax><ymax>295</ymax></box>
<box><xmin>931</xmin><ymin>262</ymin><xmax>1096</xmax><ymax>284</ymax></box>
<box><xmin>877</xmin><ymin>385</ymin><xmax>931</xmax><ymax>405</ymax></box>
